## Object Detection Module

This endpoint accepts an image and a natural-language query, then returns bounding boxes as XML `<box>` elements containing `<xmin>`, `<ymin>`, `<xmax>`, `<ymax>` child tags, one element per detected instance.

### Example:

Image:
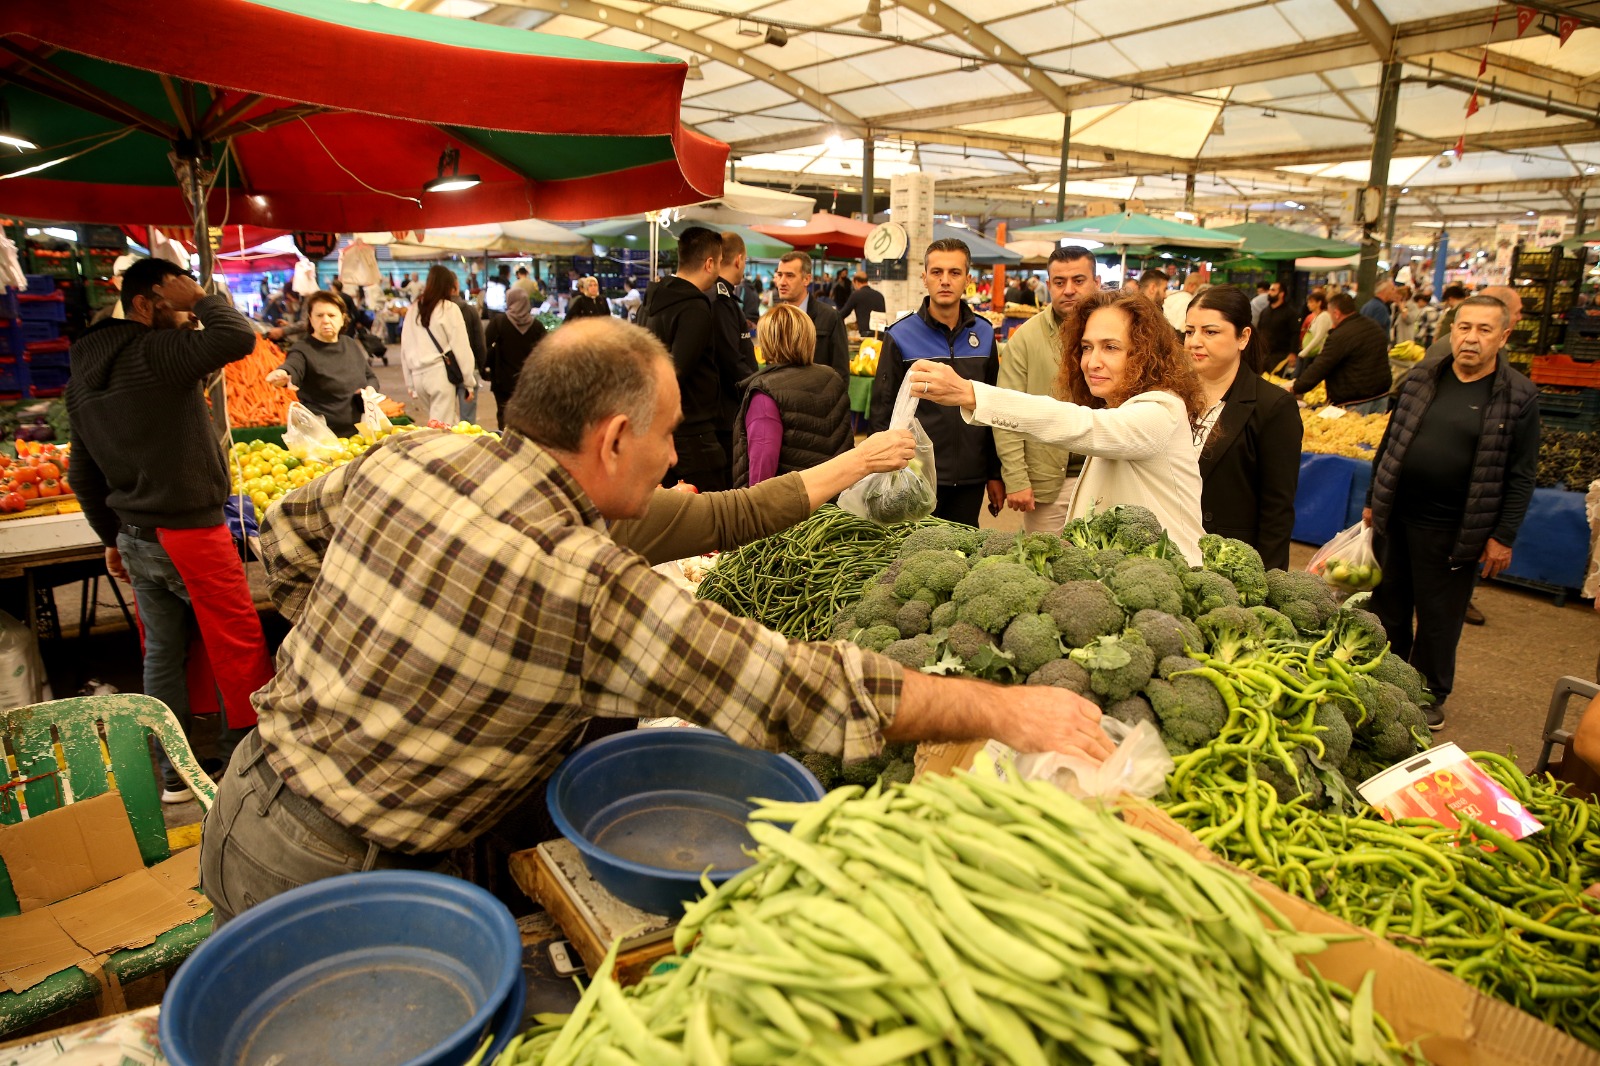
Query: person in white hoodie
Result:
<box><xmin>400</xmin><ymin>265</ymin><xmax>478</xmax><ymax>424</ymax></box>
<box><xmin>905</xmin><ymin>288</ymin><xmax>1208</xmax><ymax>564</ymax></box>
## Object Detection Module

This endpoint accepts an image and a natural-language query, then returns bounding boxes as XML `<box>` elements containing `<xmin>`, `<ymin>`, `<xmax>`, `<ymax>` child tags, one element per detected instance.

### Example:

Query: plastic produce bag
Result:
<box><xmin>283</xmin><ymin>401</ymin><xmax>343</xmax><ymax>461</ymax></box>
<box><xmin>1307</xmin><ymin>521</ymin><xmax>1382</xmax><ymax>594</ymax></box>
<box><xmin>338</xmin><ymin>238</ymin><xmax>381</xmax><ymax>288</ymax></box>
<box><xmin>292</xmin><ymin>258</ymin><xmax>319</xmax><ymax>296</ymax></box>
<box><xmin>0</xmin><ymin>609</ymin><xmax>47</xmax><ymax>711</ymax></box>
<box><xmin>838</xmin><ymin>374</ymin><xmax>937</xmax><ymax>525</ymax></box>
<box><xmin>1013</xmin><ymin>719</ymin><xmax>1174</xmax><ymax>800</ymax></box>
<box><xmin>356</xmin><ymin>387</ymin><xmax>393</xmax><ymax>443</ymax></box>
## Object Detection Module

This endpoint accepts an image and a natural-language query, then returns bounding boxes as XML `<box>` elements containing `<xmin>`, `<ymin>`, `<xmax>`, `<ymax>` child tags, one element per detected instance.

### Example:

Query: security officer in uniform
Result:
<box><xmin>868</xmin><ymin>238</ymin><xmax>1003</xmax><ymax>525</ymax></box>
<box><xmin>711</xmin><ymin>230</ymin><xmax>761</xmax><ymax>484</ymax></box>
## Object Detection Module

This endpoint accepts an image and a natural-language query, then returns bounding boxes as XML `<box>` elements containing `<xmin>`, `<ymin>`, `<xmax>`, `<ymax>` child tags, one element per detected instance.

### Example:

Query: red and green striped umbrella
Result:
<box><xmin>0</xmin><ymin>0</ymin><xmax>727</xmax><ymax>231</ymax></box>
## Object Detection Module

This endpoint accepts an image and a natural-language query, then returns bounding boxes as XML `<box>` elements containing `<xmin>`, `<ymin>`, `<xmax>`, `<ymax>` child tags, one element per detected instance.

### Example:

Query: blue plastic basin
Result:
<box><xmin>547</xmin><ymin>728</ymin><xmax>823</xmax><ymax>914</ymax></box>
<box><xmin>161</xmin><ymin>871</ymin><xmax>525</xmax><ymax>1066</ymax></box>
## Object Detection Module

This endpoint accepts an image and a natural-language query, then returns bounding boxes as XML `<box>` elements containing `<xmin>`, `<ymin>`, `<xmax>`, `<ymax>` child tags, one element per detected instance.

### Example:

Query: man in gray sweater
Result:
<box><xmin>67</xmin><ymin>258</ymin><xmax>275</xmax><ymax>800</ymax></box>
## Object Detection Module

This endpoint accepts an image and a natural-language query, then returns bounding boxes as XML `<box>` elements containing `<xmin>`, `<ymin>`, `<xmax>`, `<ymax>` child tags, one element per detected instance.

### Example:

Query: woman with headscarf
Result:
<box><xmin>564</xmin><ymin>276</ymin><xmax>610</xmax><ymax>320</ymax></box>
<box><xmin>484</xmin><ymin>286</ymin><xmax>548</xmax><ymax>418</ymax></box>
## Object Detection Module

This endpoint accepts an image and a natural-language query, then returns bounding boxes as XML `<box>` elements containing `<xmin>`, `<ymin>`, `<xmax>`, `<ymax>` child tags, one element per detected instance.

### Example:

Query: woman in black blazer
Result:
<box><xmin>1183</xmin><ymin>285</ymin><xmax>1303</xmax><ymax>570</ymax></box>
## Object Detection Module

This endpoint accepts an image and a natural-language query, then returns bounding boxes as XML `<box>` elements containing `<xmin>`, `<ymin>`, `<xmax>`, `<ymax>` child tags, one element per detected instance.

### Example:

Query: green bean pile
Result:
<box><xmin>495</xmin><ymin>765</ymin><xmax>1415</xmax><ymax>1066</ymax></box>
<box><xmin>1164</xmin><ymin>751</ymin><xmax>1600</xmax><ymax>1049</ymax></box>
<box><xmin>696</xmin><ymin>506</ymin><xmax>954</xmax><ymax>641</ymax></box>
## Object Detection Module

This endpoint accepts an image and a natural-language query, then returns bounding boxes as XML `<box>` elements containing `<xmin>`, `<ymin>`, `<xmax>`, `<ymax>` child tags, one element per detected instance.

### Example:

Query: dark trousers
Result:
<box><xmin>933</xmin><ymin>483</ymin><xmax>987</xmax><ymax>527</ymax></box>
<box><xmin>1368</xmin><ymin>522</ymin><xmax>1477</xmax><ymax>704</ymax></box>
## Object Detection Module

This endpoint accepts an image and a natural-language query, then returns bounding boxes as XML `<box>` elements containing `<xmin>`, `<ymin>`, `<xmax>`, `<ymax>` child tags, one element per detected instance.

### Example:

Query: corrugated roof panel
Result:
<box><xmin>1061</xmin><ymin>0</ymin><xmax>1262</xmax><ymax>39</ymax></box>
<box><xmin>1272</xmin><ymin>0</ymin><xmax>1369</xmax><ymax>42</ymax></box>
<box><xmin>1488</xmin><ymin>30</ymin><xmax>1600</xmax><ymax>78</ymax></box>
<box><xmin>1114</xmin><ymin>8</ymin><xmax>1301</xmax><ymax>70</ymax></box>
<box><xmin>1029</xmin><ymin>39</ymin><xmax>1143</xmax><ymax>79</ymax></box>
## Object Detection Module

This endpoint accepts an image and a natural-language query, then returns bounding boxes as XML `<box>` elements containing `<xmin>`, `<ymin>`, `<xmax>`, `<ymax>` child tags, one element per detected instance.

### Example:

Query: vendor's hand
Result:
<box><xmin>855</xmin><ymin>429</ymin><xmax>916</xmax><ymax>472</ymax></box>
<box><xmin>267</xmin><ymin>327</ymin><xmax>285</xmax><ymax>341</ymax></box>
<box><xmin>1479</xmin><ymin>537</ymin><xmax>1512</xmax><ymax>580</ymax></box>
<box><xmin>154</xmin><ymin>273</ymin><xmax>206</xmax><ymax>312</ymax></box>
<box><xmin>1006</xmin><ymin>486</ymin><xmax>1035</xmax><ymax>513</ymax></box>
<box><xmin>996</xmin><ymin>686</ymin><xmax>1115</xmax><ymax>764</ymax></box>
<box><xmin>986</xmin><ymin>479</ymin><xmax>1005</xmax><ymax>516</ymax></box>
<box><xmin>1362</xmin><ymin>507</ymin><xmax>1372</xmax><ymax>528</ymax></box>
<box><xmin>906</xmin><ymin>360</ymin><xmax>976</xmax><ymax>410</ymax></box>
<box><xmin>265</xmin><ymin>369</ymin><xmax>291</xmax><ymax>388</ymax></box>
<box><xmin>104</xmin><ymin>546</ymin><xmax>128</xmax><ymax>583</ymax></box>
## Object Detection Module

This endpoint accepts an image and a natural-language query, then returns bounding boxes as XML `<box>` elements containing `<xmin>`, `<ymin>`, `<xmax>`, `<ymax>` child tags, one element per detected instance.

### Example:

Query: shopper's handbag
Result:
<box><xmin>421</xmin><ymin>318</ymin><xmax>466</xmax><ymax>387</ymax></box>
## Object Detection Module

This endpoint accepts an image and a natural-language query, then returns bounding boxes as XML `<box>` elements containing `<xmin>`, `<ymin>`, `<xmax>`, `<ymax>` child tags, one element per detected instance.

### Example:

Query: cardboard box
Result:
<box><xmin>0</xmin><ymin>793</ymin><xmax>210</xmax><ymax>994</ymax></box>
<box><xmin>914</xmin><ymin>742</ymin><xmax>1600</xmax><ymax>1066</ymax></box>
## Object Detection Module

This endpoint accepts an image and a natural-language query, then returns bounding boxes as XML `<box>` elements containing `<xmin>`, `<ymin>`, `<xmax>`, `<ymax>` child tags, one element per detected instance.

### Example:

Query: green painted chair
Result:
<box><xmin>0</xmin><ymin>693</ymin><xmax>216</xmax><ymax>1037</ymax></box>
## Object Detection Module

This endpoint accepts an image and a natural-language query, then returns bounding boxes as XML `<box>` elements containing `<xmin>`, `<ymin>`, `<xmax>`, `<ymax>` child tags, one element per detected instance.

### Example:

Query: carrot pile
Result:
<box><xmin>220</xmin><ymin>335</ymin><xmax>296</xmax><ymax>428</ymax></box>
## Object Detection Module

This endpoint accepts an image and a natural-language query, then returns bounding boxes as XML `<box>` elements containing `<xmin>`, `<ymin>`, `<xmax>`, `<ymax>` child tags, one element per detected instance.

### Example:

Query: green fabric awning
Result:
<box><xmin>1012</xmin><ymin>213</ymin><xmax>1245</xmax><ymax>252</ymax></box>
<box><xmin>1210</xmin><ymin>222</ymin><xmax>1360</xmax><ymax>261</ymax></box>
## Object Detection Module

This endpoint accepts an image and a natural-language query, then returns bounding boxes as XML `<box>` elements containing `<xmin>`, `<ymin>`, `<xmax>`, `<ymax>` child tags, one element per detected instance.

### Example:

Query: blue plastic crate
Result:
<box><xmin>23</xmin><ymin>274</ymin><xmax>55</xmax><ymax>295</ymax></box>
<box><xmin>28</xmin><ymin>364</ymin><xmax>69</xmax><ymax>396</ymax></box>
<box><xmin>18</xmin><ymin>295</ymin><xmax>66</xmax><ymax>322</ymax></box>
<box><xmin>20</xmin><ymin>319</ymin><xmax>59</xmax><ymax>344</ymax></box>
<box><xmin>26</xmin><ymin>349</ymin><xmax>69</xmax><ymax>371</ymax></box>
<box><xmin>0</xmin><ymin>358</ymin><xmax>22</xmax><ymax>394</ymax></box>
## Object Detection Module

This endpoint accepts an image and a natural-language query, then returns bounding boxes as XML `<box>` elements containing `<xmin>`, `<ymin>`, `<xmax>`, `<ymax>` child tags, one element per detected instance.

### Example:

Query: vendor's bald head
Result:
<box><xmin>503</xmin><ymin>318</ymin><xmax>680</xmax><ymax>520</ymax></box>
<box><xmin>1479</xmin><ymin>285</ymin><xmax>1522</xmax><ymax>327</ymax></box>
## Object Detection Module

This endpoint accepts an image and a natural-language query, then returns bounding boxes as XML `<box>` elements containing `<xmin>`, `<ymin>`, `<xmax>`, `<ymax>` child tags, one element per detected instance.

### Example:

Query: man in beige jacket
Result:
<box><xmin>995</xmin><ymin>246</ymin><xmax>1097</xmax><ymax>532</ymax></box>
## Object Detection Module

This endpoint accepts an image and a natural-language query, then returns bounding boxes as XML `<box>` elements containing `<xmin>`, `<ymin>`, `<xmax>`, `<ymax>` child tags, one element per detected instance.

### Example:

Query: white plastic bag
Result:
<box><xmin>339</xmin><ymin>239</ymin><xmax>381</xmax><ymax>288</ymax></box>
<box><xmin>283</xmin><ymin>401</ymin><xmax>344</xmax><ymax>461</ymax></box>
<box><xmin>292</xmin><ymin>258</ymin><xmax>319</xmax><ymax>296</ymax></box>
<box><xmin>838</xmin><ymin>373</ymin><xmax>937</xmax><ymax>525</ymax></box>
<box><xmin>0</xmin><ymin>609</ymin><xmax>46</xmax><ymax>711</ymax></box>
<box><xmin>1307</xmin><ymin>521</ymin><xmax>1382</xmax><ymax>594</ymax></box>
<box><xmin>1013</xmin><ymin>719</ymin><xmax>1175</xmax><ymax>800</ymax></box>
<box><xmin>356</xmin><ymin>387</ymin><xmax>393</xmax><ymax>444</ymax></box>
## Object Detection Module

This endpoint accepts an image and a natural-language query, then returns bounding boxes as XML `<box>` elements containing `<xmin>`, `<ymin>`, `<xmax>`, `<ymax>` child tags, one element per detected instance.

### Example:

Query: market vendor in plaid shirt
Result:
<box><xmin>199</xmin><ymin>318</ymin><xmax>1110</xmax><ymax>924</ymax></box>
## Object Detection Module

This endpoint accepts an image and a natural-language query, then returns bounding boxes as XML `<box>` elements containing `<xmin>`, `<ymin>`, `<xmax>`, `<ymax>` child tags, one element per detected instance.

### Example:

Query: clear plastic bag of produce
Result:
<box><xmin>283</xmin><ymin>401</ymin><xmax>343</xmax><ymax>462</ymax></box>
<box><xmin>1013</xmin><ymin>719</ymin><xmax>1174</xmax><ymax>800</ymax></box>
<box><xmin>838</xmin><ymin>373</ymin><xmax>937</xmax><ymax>525</ymax></box>
<box><xmin>356</xmin><ymin>387</ymin><xmax>393</xmax><ymax>444</ymax></box>
<box><xmin>1306</xmin><ymin>521</ymin><xmax>1382</xmax><ymax>593</ymax></box>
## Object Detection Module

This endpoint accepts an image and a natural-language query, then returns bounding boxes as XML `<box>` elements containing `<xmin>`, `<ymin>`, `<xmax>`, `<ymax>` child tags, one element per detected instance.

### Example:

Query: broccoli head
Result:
<box><xmin>1313</xmin><ymin>703</ymin><xmax>1354</xmax><ymax>766</ymax></box>
<box><xmin>1129</xmin><ymin>609</ymin><xmax>1203</xmax><ymax>663</ymax></box>
<box><xmin>875</xmin><ymin>558</ymin><xmax>905</xmax><ymax>588</ymax></box>
<box><xmin>879</xmin><ymin>759</ymin><xmax>915</xmax><ymax>786</ymax></box>
<box><xmin>853</xmin><ymin>583</ymin><xmax>904</xmax><ymax>629</ymax></box>
<box><xmin>840</xmin><ymin>757</ymin><xmax>890</xmax><ymax>787</ymax></box>
<box><xmin>1256</xmin><ymin>750</ymin><xmax>1324</xmax><ymax>806</ymax></box>
<box><xmin>976</xmin><ymin>529</ymin><xmax>1019</xmax><ymax>558</ymax></box>
<box><xmin>895</xmin><ymin>599</ymin><xmax>934</xmax><ymax>638</ymax></box>
<box><xmin>1049</xmin><ymin>543</ymin><xmax>1100</xmax><ymax>584</ymax></box>
<box><xmin>1367</xmin><ymin>717</ymin><xmax>1421</xmax><ymax>764</ymax></box>
<box><xmin>1145</xmin><ymin>674</ymin><xmax>1227</xmax><ymax>754</ymax></box>
<box><xmin>883</xmin><ymin>633</ymin><xmax>941</xmax><ymax>670</ymax></box>
<box><xmin>854</xmin><ymin>624</ymin><xmax>902</xmax><ymax>653</ymax></box>
<box><xmin>1025</xmin><ymin>658</ymin><xmax>1094</xmax><ymax>696</ymax></box>
<box><xmin>944</xmin><ymin>621</ymin><xmax>996</xmax><ymax>663</ymax></box>
<box><xmin>1108</xmin><ymin>504</ymin><xmax>1167</xmax><ymax>553</ymax></box>
<box><xmin>1249</xmin><ymin>605</ymin><xmax>1300</xmax><ymax>642</ymax></box>
<box><xmin>1107</xmin><ymin>557</ymin><xmax>1185</xmax><ymax>616</ymax></box>
<box><xmin>1370</xmin><ymin>651</ymin><xmax>1428</xmax><ymax>706</ymax></box>
<box><xmin>1008</xmin><ymin>532</ymin><xmax>1070</xmax><ymax>577</ymax></box>
<box><xmin>1069</xmin><ymin>633</ymin><xmax>1156</xmax><ymax>703</ymax></box>
<box><xmin>1195</xmin><ymin>605</ymin><xmax>1264</xmax><ymax>663</ymax></box>
<box><xmin>941</xmin><ymin>621</ymin><xmax>1019</xmax><ymax>681</ymax></box>
<box><xmin>1395</xmin><ymin>698</ymin><xmax>1430</xmax><ymax>750</ymax></box>
<box><xmin>951</xmin><ymin>561</ymin><xmax>1054</xmax><ymax>634</ymax></box>
<box><xmin>1091</xmin><ymin>549</ymin><xmax>1127</xmax><ymax>577</ymax></box>
<box><xmin>797</xmin><ymin>752</ymin><xmax>843</xmax><ymax>790</ymax></box>
<box><xmin>1264</xmin><ymin>569</ymin><xmax>1338</xmax><ymax>634</ymax></box>
<box><xmin>1001</xmin><ymin>613</ymin><xmax>1065</xmax><ymax>676</ymax></box>
<box><xmin>1198</xmin><ymin>534</ymin><xmax>1269</xmax><ymax>607</ymax></box>
<box><xmin>930</xmin><ymin>600</ymin><xmax>958</xmax><ymax>632</ymax></box>
<box><xmin>1040</xmin><ymin>580</ymin><xmax>1126</xmax><ymax>649</ymax></box>
<box><xmin>829</xmin><ymin>606</ymin><xmax>858</xmax><ymax>640</ymax></box>
<box><xmin>1104</xmin><ymin>694</ymin><xmax>1157</xmax><ymax>730</ymax></box>
<box><xmin>893</xmin><ymin>550</ymin><xmax>971</xmax><ymax>602</ymax></box>
<box><xmin>897</xmin><ymin>524</ymin><xmax>971</xmax><ymax>558</ymax></box>
<box><xmin>955</xmin><ymin>594</ymin><xmax>1015</xmax><ymax>634</ymax></box>
<box><xmin>1325</xmin><ymin>608</ymin><xmax>1388</xmax><ymax>666</ymax></box>
<box><xmin>1158</xmin><ymin>654</ymin><xmax>1205</xmax><ymax>680</ymax></box>
<box><xmin>1179</xmin><ymin>569</ymin><xmax>1241</xmax><ymax>618</ymax></box>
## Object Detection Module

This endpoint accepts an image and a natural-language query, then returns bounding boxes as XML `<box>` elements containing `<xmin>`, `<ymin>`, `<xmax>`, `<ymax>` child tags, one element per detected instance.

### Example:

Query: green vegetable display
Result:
<box><xmin>695</xmin><ymin>506</ymin><xmax>962</xmax><ymax>642</ymax></box>
<box><xmin>494</xmin><ymin>766</ymin><xmax>1416</xmax><ymax>1065</ymax></box>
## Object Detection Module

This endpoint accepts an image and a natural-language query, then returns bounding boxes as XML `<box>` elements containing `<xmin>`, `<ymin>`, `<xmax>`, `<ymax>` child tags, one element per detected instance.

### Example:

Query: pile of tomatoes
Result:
<box><xmin>0</xmin><ymin>442</ymin><xmax>71</xmax><ymax>513</ymax></box>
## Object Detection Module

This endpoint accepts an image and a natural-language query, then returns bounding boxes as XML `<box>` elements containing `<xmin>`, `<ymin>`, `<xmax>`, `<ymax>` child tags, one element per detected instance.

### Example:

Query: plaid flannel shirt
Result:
<box><xmin>254</xmin><ymin>428</ymin><xmax>902</xmax><ymax>853</ymax></box>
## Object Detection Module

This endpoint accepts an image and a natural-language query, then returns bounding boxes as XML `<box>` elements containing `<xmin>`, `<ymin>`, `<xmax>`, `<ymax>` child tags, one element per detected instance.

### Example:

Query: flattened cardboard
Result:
<box><xmin>50</xmin><ymin>866</ymin><xmax>206</xmax><ymax>957</ymax></box>
<box><xmin>146</xmin><ymin>848</ymin><xmax>210</xmax><ymax>911</ymax></box>
<box><xmin>0</xmin><ymin>792</ymin><xmax>144</xmax><ymax>911</ymax></box>
<box><xmin>0</xmin><ymin>908</ymin><xmax>85</xmax><ymax>994</ymax></box>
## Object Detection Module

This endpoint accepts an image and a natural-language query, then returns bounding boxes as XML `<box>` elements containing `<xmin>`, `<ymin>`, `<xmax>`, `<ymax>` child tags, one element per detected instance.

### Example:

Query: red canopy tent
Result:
<box><xmin>752</xmin><ymin>213</ymin><xmax>877</xmax><ymax>259</ymax></box>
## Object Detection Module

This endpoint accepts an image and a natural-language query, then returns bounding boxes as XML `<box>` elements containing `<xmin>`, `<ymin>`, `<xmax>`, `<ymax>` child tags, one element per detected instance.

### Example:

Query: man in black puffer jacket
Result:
<box><xmin>1294</xmin><ymin>292</ymin><xmax>1393</xmax><ymax>412</ymax></box>
<box><xmin>641</xmin><ymin>226</ymin><xmax>726</xmax><ymax>490</ymax></box>
<box><xmin>1363</xmin><ymin>294</ymin><xmax>1539</xmax><ymax>732</ymax></box>
<box><xmin>67</xmin><ymin>259</ymin><xmax>275</xmax><ymax>798</ymax></box>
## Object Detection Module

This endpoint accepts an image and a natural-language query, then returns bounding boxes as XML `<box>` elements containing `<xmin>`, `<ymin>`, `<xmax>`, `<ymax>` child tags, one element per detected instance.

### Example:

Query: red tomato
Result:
<box><xmin>36</xmin><ymin>462</ymin><xmax>59</xmax><ymax>481</ymax></box>
<box><xmin>37</xmin><ymin>479</ymin><xmax>59</xmax><ymax>498</ymax></box>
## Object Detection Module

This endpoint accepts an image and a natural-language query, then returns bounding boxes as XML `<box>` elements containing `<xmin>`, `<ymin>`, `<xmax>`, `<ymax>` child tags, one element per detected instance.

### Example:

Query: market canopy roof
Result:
<box><xmin>1211</xmin><ymin>223</ymin><xmax>1361</xmax><ymax>261</ymax></box>
<box><xmin>935</xmin><ymin>223</ymin><xmax>1019</xmax><ymax>266</ymax></box>
<box><xmin>0</xmin><ymin>0</ymin><xmax>726</xmax><ymax>230</ymax></box>
<box><xmin>577</xmin><ymin>218</ymin><xmax>796</xmax><ymax>259</ymax></box>
<box><xmin>678</xmin><ymin>181</ymin><xmax>816</xmax><ymax>225</ymax></box>
<box><xmin>357</xmin><ymin>221</ymin><xmax>591</xmax><ymax>258</ymax></box>
<box><xmin>1013</xmin><ymin>213</ymin><xmax>1245</xmax><ymax>251</ymax></box>
<box><xmin>751</xmin><ymin>212</ymin><xmax>877</xmax><ymax>257</ymax></box>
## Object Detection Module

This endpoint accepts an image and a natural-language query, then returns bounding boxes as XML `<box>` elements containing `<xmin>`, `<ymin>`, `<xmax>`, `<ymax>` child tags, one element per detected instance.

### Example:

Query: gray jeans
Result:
<box><xmin>199</xmin><ymin>730</ymin><xmax>455</xmax><ymax>926</ymax></box>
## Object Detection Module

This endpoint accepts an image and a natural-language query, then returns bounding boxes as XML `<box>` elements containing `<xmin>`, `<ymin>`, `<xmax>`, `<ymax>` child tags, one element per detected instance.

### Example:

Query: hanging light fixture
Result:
<box><xmin>858</xmin><ymin>0</ymin><xmax>883</xmax><ymax>33</ymax></box>
<box><xmin>764</xmin><ymin>24</ymin><xmax>789</xmax><ymax>47</ymax></box>
<box><xmin>686</xmin><ymin>56</ymin><xmax>705</xmax><ymax>80</ymax></box>
<box><xmin>0</xmin><ymin>99</ymin><xmax>37</xmax><ymax>152</ymax></box>
<box><xmin>423</xmin><ymin>147</ymin><xmax>480</xmax><ymax>194</ymax></box>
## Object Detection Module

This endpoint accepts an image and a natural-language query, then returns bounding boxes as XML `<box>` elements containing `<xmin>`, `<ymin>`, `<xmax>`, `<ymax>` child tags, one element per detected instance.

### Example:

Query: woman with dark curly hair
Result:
<box><xmin>907</xmin><ymin>289</ymin><xmax>1207</xmax><ymax>563</ymax></box>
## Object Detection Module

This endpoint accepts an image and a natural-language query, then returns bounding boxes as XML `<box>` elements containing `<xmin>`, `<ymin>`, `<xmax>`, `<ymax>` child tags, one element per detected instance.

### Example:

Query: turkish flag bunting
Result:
<box><xmin>1453</xmin><ymin>135</ymin><xmax>1467</xmax><ymax>159</ymax></box>
<box><xmin>1466</xmin><ymin>92</ymin><xmax>1481</xmax><ymax>118</ymax></box>
<box><xmin>1559</xmin><ymin>15</ymin><xmax>1579</xmax><ymax>45</ymax></box>
<box><xmin>1479</xmin><ymin>50</ymin><xmax>1490</xmax><ymax>76</ymax></box>
<box><xmin>1516</xmin><ymin>5</ymin><xmax>1537</xmax><ymax>36</ymax></box>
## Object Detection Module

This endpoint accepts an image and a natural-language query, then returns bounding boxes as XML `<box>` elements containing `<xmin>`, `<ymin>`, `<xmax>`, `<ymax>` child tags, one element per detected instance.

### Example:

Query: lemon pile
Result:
<box><xmin>230</xmin><ymin>423</ymin><xmax>494</xmax><ymax>514</ymax></box>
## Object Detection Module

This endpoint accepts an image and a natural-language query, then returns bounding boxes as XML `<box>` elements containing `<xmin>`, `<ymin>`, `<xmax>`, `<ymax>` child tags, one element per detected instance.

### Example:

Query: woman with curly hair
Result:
<box><xmin>907</xmin><ymin>289</ymin><xmax>1207</xmax><ymax>563</ymax></box>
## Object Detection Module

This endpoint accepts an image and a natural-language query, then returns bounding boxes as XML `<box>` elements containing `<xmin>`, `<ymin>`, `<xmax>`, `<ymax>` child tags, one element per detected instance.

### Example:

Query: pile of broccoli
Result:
<box><xmin>795</xmin><ymin>741</ymin><xmax>917</xmax><ymax>790</ymax></box>
<box><xmin>832</xmin><ymin>512</ymin><xmax>1431</xmax><ymax>805</ymax></box>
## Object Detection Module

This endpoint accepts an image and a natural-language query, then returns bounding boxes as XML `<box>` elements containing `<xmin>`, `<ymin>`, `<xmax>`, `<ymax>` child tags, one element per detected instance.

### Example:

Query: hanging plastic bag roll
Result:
<box><xmin>1307</xmin><ymin>521</ymin><xmax>1382</xmax><ymax>595</ymax></box>
<box><xmin>357</xmin><ymin>387</ymin><xmax>393</xmax><ymax>444</ymax></box>
<box><xmin>838</xmin><ymin>372</ymin><xmax>938</xmax><ymax>525</ymax></box>
<box><xmin>283</xmin><ymin>401</ymin><xmax>344</xmax><ymax>462</ymax></box>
